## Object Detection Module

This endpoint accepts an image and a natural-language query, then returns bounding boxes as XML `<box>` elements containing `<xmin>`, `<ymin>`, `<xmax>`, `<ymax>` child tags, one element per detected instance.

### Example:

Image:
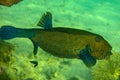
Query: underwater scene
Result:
<box><xmin>0</xmin><ymin>0</ymin><xmax>120</xmax><ymax>80</ymax></box>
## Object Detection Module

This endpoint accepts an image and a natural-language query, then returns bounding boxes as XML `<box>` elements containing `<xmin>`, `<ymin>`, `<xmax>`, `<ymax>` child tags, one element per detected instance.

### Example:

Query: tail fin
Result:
<box><xmin>0</xmin><ymin>26</ymin><xmax>18</xmax><ymax>40</ymax></box>
<box><xmin>0</xmin><ymin>25</ymin><xmax>35</xmax><ymax>40</ymax></box>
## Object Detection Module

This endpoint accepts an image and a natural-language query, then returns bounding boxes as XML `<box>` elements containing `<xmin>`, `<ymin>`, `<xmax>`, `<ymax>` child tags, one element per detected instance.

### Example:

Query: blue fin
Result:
<box><xmin>29</xmin><ymin>38</ymin><xmax>38</xmax><ymax>55</ymax></box>
<box><xmin>0</xmin><ymin>26</ymin><xmax>17</xmax><ymax>40</ymax></box>
<box><xmin>37</xmin><ymin>12</ymin><xmax>52</xmax><ymax>29</ymax></box>
<box><xmin>30</xmin><ymin>60</ymin><xmax>38</xmax><ymax>67</ymax></box>
<box><xmin>0</xmin><ymin>25</ymin><xmax>35</xmax><ymax>40</ymax></box>
<box><xmin>78</xmin><ymin>44</ymin><xmax>96</xmax><ymax>67</ymax></box>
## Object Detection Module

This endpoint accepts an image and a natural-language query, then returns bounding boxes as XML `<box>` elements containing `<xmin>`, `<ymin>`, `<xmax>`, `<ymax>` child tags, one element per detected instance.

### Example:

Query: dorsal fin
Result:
<box><xmin>37</xmin><ymin>12</ymin><xmax>52</xmax><ymax>29</ymax></box>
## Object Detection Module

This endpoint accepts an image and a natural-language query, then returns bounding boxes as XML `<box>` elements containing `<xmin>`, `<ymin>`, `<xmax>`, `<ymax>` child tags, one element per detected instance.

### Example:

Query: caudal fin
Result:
<box><xmin>0</xmin><ymin>25</ymin><xmax>35</xmax><ymax>40</ymax></box>
<box><xmin>0</xmin><ymin>25</ymin><xmax>18</xmax><ymax>40</ymax></box>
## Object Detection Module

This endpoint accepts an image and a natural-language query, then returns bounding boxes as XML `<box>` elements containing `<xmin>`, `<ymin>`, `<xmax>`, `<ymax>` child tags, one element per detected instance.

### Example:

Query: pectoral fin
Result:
<box><xmin>37</xmin><ymin>12</ymin><xmax>52</xmax><ymax>29</ymax></box>
<box><xmin>78</xmin><ymin>44</ymin><xmax>96</xmax><ymax>67</ymax></box>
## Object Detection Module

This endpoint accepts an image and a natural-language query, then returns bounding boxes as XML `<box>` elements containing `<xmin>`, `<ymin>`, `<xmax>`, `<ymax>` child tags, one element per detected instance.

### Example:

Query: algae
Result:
<box><xmin>0</xmin><ymin>39</ymin><xmax>14</xmax><ymax>80</ymax></box>
<box><xmin>92</xmin><ymin>52</ymin><xmax>120</xmax><ymax>80</ymax></box>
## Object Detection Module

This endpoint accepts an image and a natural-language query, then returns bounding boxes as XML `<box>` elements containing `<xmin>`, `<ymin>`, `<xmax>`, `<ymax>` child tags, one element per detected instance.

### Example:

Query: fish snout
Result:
<box><xmin>105</xmin><ymin>51</ymin><xmax>112</xmax><ymax>59</ymax></box>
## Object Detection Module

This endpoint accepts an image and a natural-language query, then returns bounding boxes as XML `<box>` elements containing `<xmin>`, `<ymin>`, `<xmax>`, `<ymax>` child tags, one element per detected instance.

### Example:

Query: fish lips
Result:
<box><xmin>105</xmin><ymin>51</ymin><xmax>112</xmax><ymax>59</ymax></box>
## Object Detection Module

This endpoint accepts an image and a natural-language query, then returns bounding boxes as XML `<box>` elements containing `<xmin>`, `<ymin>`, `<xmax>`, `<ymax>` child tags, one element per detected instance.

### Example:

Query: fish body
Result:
<box><xmin>0</xmin><ymin>12</ymin><xmax>112</xmax><ymax>67</ymax></box>
<box><xmin>32</xmin><ymin>27</ymin><xmax>111</xmax><ymax>59</ymax></box>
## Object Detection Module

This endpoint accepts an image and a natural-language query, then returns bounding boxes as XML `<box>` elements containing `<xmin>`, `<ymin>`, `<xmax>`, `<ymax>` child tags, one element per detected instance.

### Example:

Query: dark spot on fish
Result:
<box><xmin>95</xmin><ymin>36</ymin><xmax>101</xmax><ymax>42</ymax></box>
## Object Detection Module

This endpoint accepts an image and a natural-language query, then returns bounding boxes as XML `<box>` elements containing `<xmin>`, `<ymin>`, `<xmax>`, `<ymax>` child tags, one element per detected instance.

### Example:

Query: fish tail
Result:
<box><xmin>0</xmin><ymin>25</ymin><xmax>35</xmax><ymax>40</ymax></box>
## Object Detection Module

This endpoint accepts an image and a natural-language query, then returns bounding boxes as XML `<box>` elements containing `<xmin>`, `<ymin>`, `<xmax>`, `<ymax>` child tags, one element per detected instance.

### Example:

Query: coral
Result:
<box><xmin>0</xmin><ymin>67</ymin><xmax>11</xmax><ymax>80</ymax></box>
<box><xmin>0</xmin><ymin>39</ymin><xmax>14</xmax><ymax>64</ymax></box>
<box><xmin>0</xmin><ymin>39</ymin><xmax>14</xmax><ymax>80</ymax></box>
<box><xmin>92</xmin><ymin>52</ymin><xmax>120</xmax><ymax>80</ymax></box>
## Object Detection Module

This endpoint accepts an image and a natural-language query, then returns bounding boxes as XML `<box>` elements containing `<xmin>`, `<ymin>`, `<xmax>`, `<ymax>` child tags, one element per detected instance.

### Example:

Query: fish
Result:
<box><xmin>0</xmin><ymin>0</ymin><xmax>22</xmax><ymax>7</ymax></box>
<box><xmin>0</xmin><ymin>12</ymin><xmax>112</xmax><ymax>67</ymax></box>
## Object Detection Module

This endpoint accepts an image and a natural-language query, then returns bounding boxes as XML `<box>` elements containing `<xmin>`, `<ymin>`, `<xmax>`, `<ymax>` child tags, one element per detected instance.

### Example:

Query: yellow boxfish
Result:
<box><xmin>0</xmin><ymin>12</ymin><xmax>112</xmax><ymax>67</ymax></box>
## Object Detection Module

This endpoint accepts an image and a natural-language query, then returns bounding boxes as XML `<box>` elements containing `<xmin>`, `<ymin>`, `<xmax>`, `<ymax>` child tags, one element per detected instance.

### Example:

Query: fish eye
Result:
<box><xmin>95</xmin><ymin>36</ymin><xmax>101</xmax><ymax>42</ymax></box>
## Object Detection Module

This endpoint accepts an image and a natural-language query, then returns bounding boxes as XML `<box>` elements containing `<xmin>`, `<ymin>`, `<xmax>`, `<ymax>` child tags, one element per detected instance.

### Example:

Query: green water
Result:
<box><xmin>0</xmin><ymin>0</ymin><xmax>120</xmax><ymax>80</ymax></box>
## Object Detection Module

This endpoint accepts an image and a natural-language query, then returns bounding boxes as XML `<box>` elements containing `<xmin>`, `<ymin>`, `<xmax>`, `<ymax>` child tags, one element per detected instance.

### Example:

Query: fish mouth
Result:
<box><xmin>91</xmin><ymin>50</ymin><xmax>112</xmax><ymax>59</ymax></box>
<box><xmin>105</xmin><ymin>51</ymin><xmax>112</xmax><ymax>59</ymax></box>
